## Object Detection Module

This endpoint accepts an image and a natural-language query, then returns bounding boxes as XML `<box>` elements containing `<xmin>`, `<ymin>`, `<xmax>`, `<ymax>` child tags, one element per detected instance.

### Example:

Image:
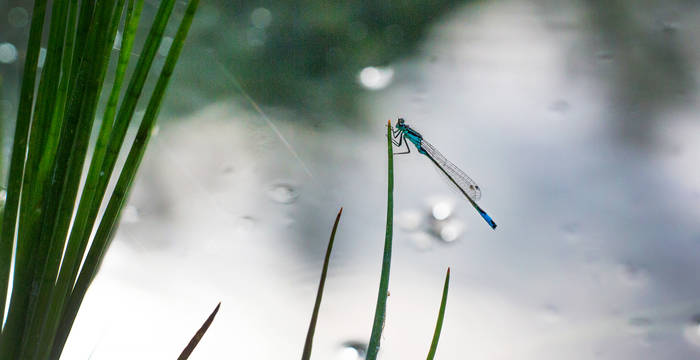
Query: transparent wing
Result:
<box><xmin>421</xmin><ymin>139</ymin><xmax>482</xmax><ymax>201</ymax></box>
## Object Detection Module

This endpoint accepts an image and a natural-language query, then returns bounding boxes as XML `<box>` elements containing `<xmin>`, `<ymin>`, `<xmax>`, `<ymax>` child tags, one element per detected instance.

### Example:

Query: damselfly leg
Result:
<box><xmin>391</xmin><ymin>130</ymin><xmax>411</xmax><ymax>155</ymax></box>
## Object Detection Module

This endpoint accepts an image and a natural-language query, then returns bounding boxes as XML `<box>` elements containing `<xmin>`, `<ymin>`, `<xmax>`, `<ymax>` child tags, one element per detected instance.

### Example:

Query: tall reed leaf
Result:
<box><xmin>426</xmin><ymin>268</ymin><xmax>450</xmax><ymax>360</ymax></box>
<box><xmin>366</xmin><ymin>121</ymin><xmax>395</xmax><ymax>360</ymax></box>
<box><xmin>301</xmin><ymin>207</ymin><xmax>343</xmax><ymax>360</ymax></box>
<box><xmin>0</xmin><ymin>0</ymin><xmax>48</xmax><ymax>333</ymax></box>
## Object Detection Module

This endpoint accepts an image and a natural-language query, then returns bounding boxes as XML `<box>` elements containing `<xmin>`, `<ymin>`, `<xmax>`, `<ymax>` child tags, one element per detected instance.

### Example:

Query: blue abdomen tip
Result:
<box><xmin>478</xmin><ymin>209</ymin><xmax>497</xmax><ymax>230</ymax></box>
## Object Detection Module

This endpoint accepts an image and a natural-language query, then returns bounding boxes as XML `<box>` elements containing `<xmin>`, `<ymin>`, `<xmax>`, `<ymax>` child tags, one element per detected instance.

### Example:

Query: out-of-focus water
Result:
<box><xmin>3</xmin><ymin>0</ymin><xmax>700</xmax><ymax>358</ymax></box>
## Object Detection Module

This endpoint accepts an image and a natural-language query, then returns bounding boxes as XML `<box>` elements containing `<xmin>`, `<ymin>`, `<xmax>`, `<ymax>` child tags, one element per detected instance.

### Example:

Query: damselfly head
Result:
<box><xmin>397</xmin><ymin>118</ymin><xmax>405</xmax><ymax>127</ymax></box>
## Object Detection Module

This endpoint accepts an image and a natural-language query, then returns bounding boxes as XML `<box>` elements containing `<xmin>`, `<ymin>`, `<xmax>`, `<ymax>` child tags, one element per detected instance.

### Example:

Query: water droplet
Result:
<box><xmin>431</xmin><ymin>201</ymin><xmax>453</xmax><ymax>221</ymax></box>
<box><xmin>151</xmin><ymin>125</ymin><xmax>160</xmax><ymax>136</ymax></box>
<box><xmin>397</xmin><ymin>210</ymin><xmax>422</xmax><ymax>232</ymax></box>
<box><xmin>8</xmin><ymin>7</ymin><xmax>29</xmax><ymax>28</ymax></box>
<box><xmin>0</xmin><ymin>43</ymin><xmax>18</xmax><ymax>64</ymax></box>
<box><xmin>661</xmin><ymin>21</ymin><xmax>679</xmax><ymax>34</ymax></box>
<box><xmin>540</xmin><ymin>304</ymin><xmax>561</xmax><ymax>323</ymax></box>
<box><xmin>121</xmin><ymin>205</ymin><xmax>140</xmax><ymax>223</ymax></box>
<box><xmin>596</xmin><ymin>51</ymin><xmax>614</xmax><ymax>61</ymax></box>
<box><xmin>358</xmin><ymin>66</ymin><xmax>394</xmax><ymax>90</ymax></box>
<box><xmin>562</xmin><ymin>222</ymin><xmax>581</xmax><ymax>244</ymax></box>
<box><xmin>99</xmin><ymin>171</ymin><xmax>105</xmax><ymax>177</ymax></box>
<box><xmin>616</xmin><ymin>263</ymin><xmax>648</xmax><ymax>287</ymax></box>
<box><xmin>220</xmin><ymin>162</ymin><xmax>235</xmax><ymax>175</ymax></box>
<box><xmin>235</xmin><ymin>216</ymin><xmax>256</xmax><ymax>233</ymax></box>
<box><xmin>158</xmin><ymin>37</ymin><xmax>173</xmax><ymax>56</ymax></box>
<box><xmin>250</xmin><ymin>8</ymin><xmax>272</xmax><ymax>29</ymax></box>
<box><xmin>268</xmin><ymin>183</ymin><xmax>299</xmax><ymax>204</ymax></box>
<box><xmin>0</xmin><ymin>188</ymin><xmax>7</xmax><ymax>206</ymax></box>
<box><xmin>628</xmin><ymin>317</ymin><xmax>651</xmax><ymax>334</ymax></box>
<box><xmin>549</xmin><ymin>99</ymin><xmax>570</xmax><ymax>113</ymax></box>
<box><xmin>439</xmin><ymin>221</ymin><xmax>463</xmax><ymax>242</ymax></box>
<box><xmin>683</xmin><ymin>315</ymin><xmax>700</xmax><ymax>347</ymax></box>
<box><xmin>336</xmin><ymin>341</ymin><xmax>366</xmax><ymax>360</ymax></box>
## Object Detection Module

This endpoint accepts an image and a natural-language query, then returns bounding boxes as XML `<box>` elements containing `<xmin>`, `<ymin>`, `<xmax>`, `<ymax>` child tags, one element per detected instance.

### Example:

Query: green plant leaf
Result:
<box><xmin>0</xmin><ymin>0</ymin><xmax>48</xmax><ymax>339</ymax></box>
<box><xmin>426</xmin><ymin>268</ymin><xmax>450</xmax><ymax>360</ymax></box>
<box><xmin>301</xmin><ymin>207</ymin><xmax>343</xmax><ymax>360</ymax></box>
<box><xmin>19</xmin><ymin>1</ymin><xmax>127</xmax><ymax>357</ymax></box>
<box><xmin>49</xmin><ymin>0</ymin><xmax>201</xmax><ymax>355</ymax></box>
<box><xmin>366</xmin><ymin>120</ymin><xmax>395</xmax><ymax>360</ymax></box>
<box><xmin>0</xmin><ymin>0</ymin><xmax>199</xmax><ymax>357</ymax></box>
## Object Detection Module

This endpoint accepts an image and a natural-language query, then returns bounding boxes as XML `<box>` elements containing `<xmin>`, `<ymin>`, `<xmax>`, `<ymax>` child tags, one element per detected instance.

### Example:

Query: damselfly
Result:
<box><xmin>391</xmin><ymin>118</ymin><xmax>497</xmax><ymax>230</ymax></box>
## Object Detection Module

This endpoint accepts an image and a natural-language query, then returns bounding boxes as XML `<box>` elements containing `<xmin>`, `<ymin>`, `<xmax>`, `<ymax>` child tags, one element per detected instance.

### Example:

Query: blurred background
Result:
<box><xmin>3</xmin><ymin>0</ymin><xmax>700</xmax><ymax>358</ymax></box>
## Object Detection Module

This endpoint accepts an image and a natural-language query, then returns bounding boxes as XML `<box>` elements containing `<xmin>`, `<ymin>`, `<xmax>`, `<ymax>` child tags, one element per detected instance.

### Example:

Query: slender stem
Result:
<box><xmin>177</xmin><ymin>302</ymin><xmax>221</xmax><ymax>360</ymax></box>
<box><xmin>366</xmin><ymin>121</ymin><xmax>394</xmax><ymax>360</ymax></box>
<box><xmin>426</xmin><ymin>268</ymin><xmax>450</xmax><ymax>360</ymax></box>
<box><xmin>301</xmin><ymin>208</ymin><xmax>343</xmax><ymax>360</ymax></box>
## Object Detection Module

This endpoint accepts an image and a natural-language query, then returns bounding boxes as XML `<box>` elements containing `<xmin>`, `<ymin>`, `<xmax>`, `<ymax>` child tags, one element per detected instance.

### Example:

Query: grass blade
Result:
<box><xmin>426</xmin><ymin>268</ymin><xmax>450</xmax><ymax>360</ymax></box>
<box><xmin>366</xmin><ymin>120</ymin><xmax>395</xmax><ymax>360</ymax></box>
<box><xmin>0</xmin><ymin>0</ymin><xmax>48</xmax><ymax>335</ymax></box>
<box><xmin>91</xmin><ymin>0</ymin><xmax>179</xmax><ymax>207</ymax></box>
<box><xmin>53</xmin><ymin>0</ymin><xmax>144</xmax><ymax>314</ymax></box>
<box><xmin>49</xmin><ymin>0</ymin><xmax>200</xmax><ymax>355</ymax></box>
<box><xmin>177</xmin><ymin>302</ymin><xmax>221</xmax><ymax>360</ymax></box>
<box><xmin>301</xmin><ymin>207</ymin><xmax>343</xmax><ymax>360</ymax></box>
<box><xmin>23</xmin><ymin>1</ymin><xmax>128</xmax><ymax>356</ymax></box>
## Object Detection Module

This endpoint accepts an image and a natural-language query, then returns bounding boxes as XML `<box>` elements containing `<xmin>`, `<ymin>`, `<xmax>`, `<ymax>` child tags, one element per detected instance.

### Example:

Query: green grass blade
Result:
<box><xmin>426</xmin><ymin>268</ymin><xmax>450</xmax><ymax>360</ymax></box>
<box><xmin>50</xmin><ymin>0</ymin><xmax>79</xmax><ymax>132</ymax></box>
<box><xmin>366</xmin><ymin>120</ymin><xmax>395</xmax><ymax>360</ymax></box>
<box><xmin>55</xmin><ymin>0</ymin><xmax>144</xmax><ymax>301</ymax></box>
<box><xmin>177</xmin><ymin>302</ymin><xmax>221</xmax><ymax>360</ymax></box>
<box><xmin>49</xmin><ymin>0</ymin><xmax>200</xmax><ymax>356</ymax></box>
<box><xmin>41</xmin><ymin>1</ymin><xmax>145</xmax><ymax>353</ymax></box>
<box><xmin>64</xmin><ymin>0</ymin><xmax>96</xmax><ymax>103</ymax></box>
<box><xmin>22</xmin><ymin>1</ymin><xmax>127</xmax><ymax>356</ymax></box>
<box><xmin>103</xmin><ymin>0</ymin><xmax>144</xmax><ymax>129</ymax></box>
<box><xmin>301</xmin><ymin>207</ymin><xmax>343</xmax><ymax>360</ymax></box>
<box><xmin>90</xmin><ymin>0</ymin><xmax>179</xmax><ymax>209</ymax></box>
<box><xmin>10</xmin><ymin>0</ymin><xmax>72</xmax><ymax>354</ymax></box>
<box><xmin>0</xmin><ymin>0</ymin><xmax>48</xmax><ymax>338</ymax></box>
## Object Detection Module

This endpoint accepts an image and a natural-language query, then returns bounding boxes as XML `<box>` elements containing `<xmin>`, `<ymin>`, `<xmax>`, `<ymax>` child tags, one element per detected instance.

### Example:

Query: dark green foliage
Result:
<box><xmin>163</xmin><ymin>0</ymin><xmax>468</xmax><ymax>123</ymax></box>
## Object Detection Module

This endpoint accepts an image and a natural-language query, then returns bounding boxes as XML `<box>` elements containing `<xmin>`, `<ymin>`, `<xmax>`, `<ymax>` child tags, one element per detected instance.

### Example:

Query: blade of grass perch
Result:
<box><xmin>0</xmin><ymin>0</ymin><xmax>48</xmax><ymax>334</ymax></box>
<box><xmin>366</xmin><ymin>120</ymin><xmax>395</xmax><ymax>360</ymax></box>
<box><xmin>426</xmin><ymin>268</ymin><xmax>450</xmax><ymax>360</ymax></box>
<box><xmin>49</xmin><ymin>0</ymin><xmax>200</xmax><ymax>356</ymax></box>
<box><xmin>301</xmin><ymin>207</ymin><xmax>343</xmax><ymax>360</ymax></box>
<box><xmin>177</xmin><ymin>302</ymin><xmax>221</xmax><ymax>360</ymax></box>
